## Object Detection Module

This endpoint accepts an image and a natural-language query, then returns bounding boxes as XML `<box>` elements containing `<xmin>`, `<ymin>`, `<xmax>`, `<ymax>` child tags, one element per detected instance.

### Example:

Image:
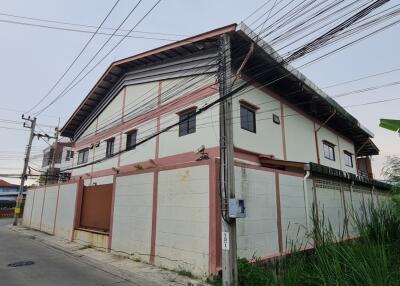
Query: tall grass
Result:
<box><xmin>211</xmin><ymin>200</ymin><xmax>400</xmax><ymax>286</ymax></box>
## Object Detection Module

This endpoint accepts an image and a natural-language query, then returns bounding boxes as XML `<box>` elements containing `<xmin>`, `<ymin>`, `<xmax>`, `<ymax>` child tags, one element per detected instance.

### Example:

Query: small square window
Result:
<box><xmin>77</xmin><ymin>149</ymin><xmax>89</xmax><ymax>165</ymax></box>
<box><xmin>273</xmin><ymin>114</ymin><xmax>280</xmax><ymax>125</ymax></box>
<box><xmin>106</xmin><ymin>138</ymin><xmax>115</xmax><ymax>158</ymax></box>
<box><xmin>344</xmin><ymin>151</ymin><xmax>353</xmax><ymax>167</ymax></box>
<box><xmin>240</xmin><ymin>105</ymin><xmax>256</xmax><ymax>133</ymax></box>
<box><xmin>179</xmin><ymin>110</ymin><xmax>196</xmax><ymax>136</ymax></box>
<box><xmin>323</xmin><ymin>141</ymin><xmax>335</xmax><ymax>161</ymax></box>
<box><xmin>126</xmin><ymin>130</ymin><xmax>137</xmax><ymax>150</ymax></box>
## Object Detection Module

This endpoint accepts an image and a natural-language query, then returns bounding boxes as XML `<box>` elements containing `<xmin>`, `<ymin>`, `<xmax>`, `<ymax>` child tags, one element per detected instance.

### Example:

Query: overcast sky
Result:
<box><xmin>0</xmin><ymin>0</ymin><xmax>399</xmax><ymax>184</ymax></box>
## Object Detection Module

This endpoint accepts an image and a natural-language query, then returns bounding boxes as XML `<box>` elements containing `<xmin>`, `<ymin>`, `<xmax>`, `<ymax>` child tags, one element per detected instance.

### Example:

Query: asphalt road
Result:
<box><xmin>0</xmin><ymin>219</ymin><xmax>142</xmax><ymax>286</ymax></box>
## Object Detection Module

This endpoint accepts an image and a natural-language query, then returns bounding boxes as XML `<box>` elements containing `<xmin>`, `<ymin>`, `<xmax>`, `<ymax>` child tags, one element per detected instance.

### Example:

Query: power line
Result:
<box><xmin>332</xmin><ymin>80</ymin><xmax>400</xmax><ymax>98</ymax></box>
<box><xmin>25</xmin><ymin>0</ymin><xmax>122</xmax><ymax>114</ymax></box>
<box><xmin>0</xmin><ymin>11</ymin><xmax>187</xmax><ymax>37</ymax></box>
<box><xmin>34</xmin><ymin>0</ymin><xmax>163</xmax><ymax>116</ymax></box>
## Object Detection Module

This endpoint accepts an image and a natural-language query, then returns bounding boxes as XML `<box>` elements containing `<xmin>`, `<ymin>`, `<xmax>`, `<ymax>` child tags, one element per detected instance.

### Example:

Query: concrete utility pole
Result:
<box><xmin>49</xmin><ymin>124</ymin><xmax>60</xmax><ymax>184</ymax></box>
<box><xmin>13</xmin><ymin>116</ymin><xmax>37</xmax><ymax>226</ymax></box>
<box><xmin>218</xmin><ymin>33</ymin><xmax>238</xmax><ymax>286</ymax></box>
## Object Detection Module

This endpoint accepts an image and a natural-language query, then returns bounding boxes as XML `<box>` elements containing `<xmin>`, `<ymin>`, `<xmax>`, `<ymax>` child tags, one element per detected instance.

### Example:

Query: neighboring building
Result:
<box><xmin>41</xmin><ymin>142</ymin><xmax>73</xmax><ymax>184</ymax></box>
<box><xmin>23</xmin><ymin>24</ymin><xmax>391</xmax><ymax>277</ymax></box>
<box><xmin>0</xmin><ymin>179</ymin><xmax>25</xmax><ymax>208</ymax></box>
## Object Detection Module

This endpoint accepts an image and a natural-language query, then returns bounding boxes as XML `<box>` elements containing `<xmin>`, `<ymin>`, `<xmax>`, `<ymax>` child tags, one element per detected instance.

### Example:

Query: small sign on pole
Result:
<box><xmin>222</xmin><ymin>231</ymin><xmax>230</xmax><ymax>250</ymax></box>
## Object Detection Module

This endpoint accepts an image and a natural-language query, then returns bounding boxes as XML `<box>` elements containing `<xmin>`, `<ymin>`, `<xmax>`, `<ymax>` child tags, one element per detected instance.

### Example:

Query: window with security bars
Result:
<box><xmin>179</xmin><ymin>110</ymin><xmax>196</xmax><ymax>136</ymax></box>
<box><xmin>240</xmin><ymin>105</ymin><xmax>256</xmax><ymax>133</ymax></box>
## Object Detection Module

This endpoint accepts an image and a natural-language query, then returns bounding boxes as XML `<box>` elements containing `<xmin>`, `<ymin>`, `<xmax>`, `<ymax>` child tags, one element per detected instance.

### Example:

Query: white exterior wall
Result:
<box><xmin>111</xmin><ymin>173</ymin><xmax>154</xmax><ymax>262</ymax></box>
<box><xmin>338</xmin><ymin>136</ymin><xmax>357</xmax><ymax>173</ymax></box>
<box><xmin>235</xmin><ymin>166</ymin><xmax>280</xmax><ymax>258</ymax></box>
<box><xmin>283</xmin><ymin>106</ymin><xmax>318</xmax><ymax>163</ymax></box>
<box><xmin>54</xmin><ymin>183</ymin><xmax>78</xmax><ymax>239</ymax></box>
<box><xmin>155</xmin><ymin>165</ymin><xmax>209</xmax><ymax>276</ymax></box>
<box><xmin>119</xmin><ymin>119</ymin><xmax>156</xmax><ymax>165</ymax></box>
<box><xmin>158</xmin><ymin>94</ymin><xmax>220</xmax><ymax>158</ymax></box>
<box><xmin>22</xmin><ymin>190</ymin><xmax>35</xmax><ymax>226</ymax></box>
<box><xmin>30</xmin><ymin>187</ymin><xmax>45</xmax><ymax>229</ymax></box>
<box><xmin>40</xmin><ymin>185</ymin><xmax>59</xmax><ymax>234</ymax></box>
<box><xmin>280</xmin><ymin>175</ymin><xmax>313</xmax><ymax>250</ymax></box>
<box><xmin>318</xmin><ymin>127</ymin><xmax>342</xmax><ymax>170</ymax></box>
<box><xmin>315</xmin><ymin>182</ymin><xmax>346</xmax><ymax>238</ymax></box>
<box><xmin>125</xmin><ymin>82</ymin><xmax>158</xmax><ymax>121</ymax></box>
<box><xmin>233</xmin><ymin>86</ymin><xmax>284</xmax><ymax>159</ymax></box>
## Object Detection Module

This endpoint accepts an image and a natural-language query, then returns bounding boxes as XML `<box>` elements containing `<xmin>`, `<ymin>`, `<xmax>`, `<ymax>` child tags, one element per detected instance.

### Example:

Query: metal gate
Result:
<box><xmin>79</xmin><ymin>183</ymin><xmax>113</xmax><ymax>232</ymax></box>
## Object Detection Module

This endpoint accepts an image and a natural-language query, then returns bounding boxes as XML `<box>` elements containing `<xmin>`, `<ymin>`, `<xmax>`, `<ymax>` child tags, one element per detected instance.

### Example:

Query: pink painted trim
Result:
<box><xmin>239</xmin><ymin>99</ymin><xmax>260</xmax><ymax>110</ymax></box>
<box><xmin>108</xmin><ymin>175</ymin><xmax>117</xmax><ymax>252</ymax></box>
<box><xmin>275</xmin><ymin>173</ymin><xmax>283</xmax><ymax>254</ymax></box>
<box><xmin>280</xmin><ymin>102</ymin><xmax>287</xmax><ymax>160</ymax></box>
<box><xmin>117</xmin><ymin>88</ymin><xmax>127</xmax><ymax>167</ymax></box>
<box><xmin>150</xmin><ymin>170</ymin><xmax>158</xmax><ymax>264</ymax></box>
<box><xmin>234</xmin><ymin>161</ymin><xmax>304</xmax><ymax>177</ymax></box>
<box><xmin>251</xmin><ymin>81</ymin><xmax>355</xmax><ymax>147</ymax></box>
<box><xmin>215</xmin><ymin>159</ymin><xmax>222</xmax><ymax>271</ymax></box>
<box><xmin>72</xmin><ymin>147</ymin><xmax>220</xmax><ymax>180</ymax></box>
<box><xmin>29</xmin><ymin>188</ymin><xmax>36</xmax><ymax>227</ymax></box>
<box><xmin>60</xmin><ymin>24</ymin><xmax>237</xmax><ymax>135</ymax></box>
<box><xmin>155</xmin><ymin>81</ymin><xmax>162</xmax><ymax>160</ymax></box>
<box><xmin>312</xmin><ymin>177</ymin><xmax>318</xmax><ymax>221</ymax></box>
<box><xmin>72</xmin><ymin>179</ymin><xmax>84</xmax><ymax>241</ymax></box>
<box><xmin>234</xmin><ymin>146</ymin><xmax>273</xmax><ymax>163</ymax></box>
<box><xmin>208</xmin><ymin>159</ymin><xmax>218</xmax><ymax>274</ymax></box>
<box><xmin>341</xmin><ymin>186</ymin><xmax>349</xmax><ymax>239</ymax></box>
<box><xmin>89</xmin><ymin>118</ymin><xmax>99</xmax><ymax>185</ymax></box>
<box><xmin>74</xmin><ymin>83</ymin><xmax>218</xmax><ymax>149</ymax></box>
<box><xmin>314</xmin><ymin>122</ymin><xmax>321</xmax><ymax>164</ymax></box>
<box><xmin>176</xmin><ymin>105</ymin><xmax>197</xmax><ymax>115</ymax></box>
<box><xmin>39</xmin><ymin>184</ymin><xmax>47</xmax><ymax>231</ymax></box>
<box><xmin>52</xmin><ymin>184</ymin><xmax>61</xmax><ymax>235</ymax></box>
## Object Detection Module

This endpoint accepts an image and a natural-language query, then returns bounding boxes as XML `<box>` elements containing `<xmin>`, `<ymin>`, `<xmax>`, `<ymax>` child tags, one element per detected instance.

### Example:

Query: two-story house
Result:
<box><xmin>23</xmin><ymin>23</ymin><xmax>390</xmax><ymax>277</ymax></box>
<box><xmin>41</xmin><ymin>142</ymin><xmax>73</xmax><ymax>184</ymax></box>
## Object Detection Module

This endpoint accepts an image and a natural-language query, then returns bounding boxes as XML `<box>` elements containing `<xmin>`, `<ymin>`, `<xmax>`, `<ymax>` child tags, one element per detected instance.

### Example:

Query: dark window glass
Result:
<box><xmin>65</xmin><ymin>150</ymin><xmax>71</xmax><ymax>161</ymax></box>
<box><xmin>344</xmin><ymin>151</ymin><xmax>353</xmax><ymax>167</ymax></box>
<box><xmin>77</xmin><ymin>149</ymin><xmax>89</xmax><ymax>165</ymax></box>
<box><xmin>323</xmin><ymin>141</ymin><xmax>335</xmax><ymax>161</ymax></box>
<box><xmin>240</xmin><ymin>105</ymin><xmax>256</xmax><ymax>133</ymax></box>
<box><xmin>106</xmin><ymin>138</ymin><xmax>115</xmax><ymax>158</ymax></box>
<box><xmin>179</xmin><ymin>110</ymin><xmax>196</xmax><ymax>136</ymax></box>
<box><xmin>126</xmin><ymin>130</ymin><xmax>137</xmax><ymax>150</ymax></box>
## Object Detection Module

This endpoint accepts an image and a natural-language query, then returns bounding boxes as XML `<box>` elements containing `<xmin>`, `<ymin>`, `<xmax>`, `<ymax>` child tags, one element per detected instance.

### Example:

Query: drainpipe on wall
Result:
<box><xmin>303</xmin><ymin>170</ymin><xmax>311</xmax><ymax>232</ymax></box>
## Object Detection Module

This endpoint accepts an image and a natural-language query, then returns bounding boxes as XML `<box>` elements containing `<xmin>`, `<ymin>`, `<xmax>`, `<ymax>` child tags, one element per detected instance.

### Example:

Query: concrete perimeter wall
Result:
<box><xmin>234</xmin><ymin>164</ymin><xmax>390</xmax><ymax>261</ymax></box>
<box><xmin>22</xmin><ymin>182</ymin><xmax>78</xmax><ymax>240</ymax></box>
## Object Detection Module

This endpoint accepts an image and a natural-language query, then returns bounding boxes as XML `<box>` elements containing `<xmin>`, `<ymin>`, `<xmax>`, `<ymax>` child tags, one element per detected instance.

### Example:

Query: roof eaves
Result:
<box><xmin>236</xmin><ymin>22</ymin><xmax>375</xmax><ymax>139</ymax></box>
<box><xmin>60</xmin><ymin>23</ymin><xmax>237</xmax><ymax>137</ymax></box>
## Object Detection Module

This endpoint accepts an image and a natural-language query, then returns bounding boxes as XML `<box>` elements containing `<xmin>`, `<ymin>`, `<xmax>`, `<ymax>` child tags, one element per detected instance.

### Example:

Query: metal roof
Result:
<box><xmin>61</xmin><ymin>23</ymin><xmax>379</xmax><ymax>156</ymax></box>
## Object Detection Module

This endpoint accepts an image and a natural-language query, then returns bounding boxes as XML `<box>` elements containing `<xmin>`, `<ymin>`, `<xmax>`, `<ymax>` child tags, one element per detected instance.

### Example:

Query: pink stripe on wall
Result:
<box><xmin>117</xmin><ymin>88</ymin><xmax>127</xmax><ymax>167</ymax></box>
<box><xmin>150</xmin><ymin>170</ymin><xmax>159</xmax><ymax>264</ymax></box>
<box><xmin>208</xmin><ymin>158</ymin><xmax>218</xmax><ymax>274</ymax></box>
<box><xmin>275</xmin><ymin>173</ymin><xmax>283</xmax><ymax>254</ymax></box>
<box><xmin>108</xmin><ymin>175</ymin><xmax>117</xmax><ymax>252</ymax></box>
<box><xmin>52</xmin><ymin>184</ymin><xmax>61</xmax><ymax>235</ymax></box>
<box><xmin>74</xmin><ymin>83</ymin><xmax>218</xmax><ymax>149</ymax></box>
<box><xmin>72</xmin><ymin>179</ymin><xmax>84</xmax><ymax>241</ymax></box>
<box><xmin>280</xmin><ymin>102</ymin><xmax>287</xmax><ymax>160</ymax></box>
<box><xmin>39</xmin><ymin>184</ymin><xmax>47</xmax><ymax>231</ymax></box>
<box><xmin>155</xmin><ymin>81</ymin><xmax>162</xmax><ymax>160</ymax></box>
<box><xmin>29</xmin><ymin>189</ymin><xmax>36</xmax><ymax>227</ymax></box>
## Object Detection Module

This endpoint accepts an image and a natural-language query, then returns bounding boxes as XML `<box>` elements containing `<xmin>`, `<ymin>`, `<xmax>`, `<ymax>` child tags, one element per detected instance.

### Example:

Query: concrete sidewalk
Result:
<box><xmin>8</xmin><ymin>222</ymin><xmax>205</xmax><ymax>286</ymax></box>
